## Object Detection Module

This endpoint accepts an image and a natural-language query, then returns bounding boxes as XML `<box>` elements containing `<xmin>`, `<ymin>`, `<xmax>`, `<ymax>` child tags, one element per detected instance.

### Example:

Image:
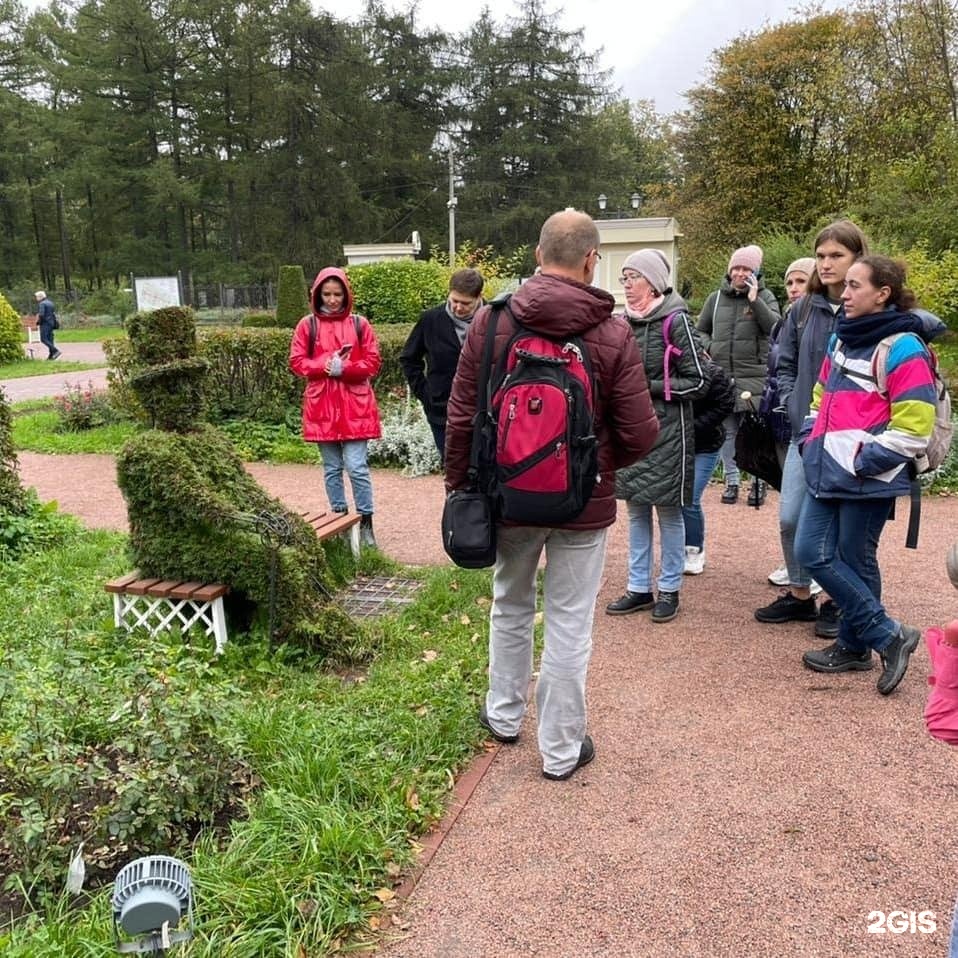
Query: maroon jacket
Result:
<box><xmin>445</xmin><ymin>272</ymin><xmax>659</xmax><ymax>530</ymax></box>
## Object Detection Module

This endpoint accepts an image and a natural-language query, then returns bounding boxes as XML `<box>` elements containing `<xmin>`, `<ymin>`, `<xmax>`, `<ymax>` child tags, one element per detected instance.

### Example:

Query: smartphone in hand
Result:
<box><xmin>339</xmin><ymin>343</ymin><xmax>353</xmax><ymax>356</ymax></box>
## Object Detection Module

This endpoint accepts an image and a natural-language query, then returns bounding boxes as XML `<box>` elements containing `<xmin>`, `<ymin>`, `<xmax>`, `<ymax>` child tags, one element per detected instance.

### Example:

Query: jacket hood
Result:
<box><xmin>912</xmin><ymin>308</ymin><xmax>948</xmax><ymax>344</ymax></box>
<box><xmin>506</xmin><ymin>273</ymin><xmax>615</xmax><ymax>337</ymax></box>
<box><xmin>310</xmin><ymin>267</ymin><xmax>354</xmax><ymax>318</ymax></box>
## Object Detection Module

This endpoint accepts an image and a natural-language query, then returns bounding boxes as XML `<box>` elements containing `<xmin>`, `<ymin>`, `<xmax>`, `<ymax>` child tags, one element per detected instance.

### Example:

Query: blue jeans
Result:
<box><xmin>794</xmin><ymin>494</ymin><xmax>897</xmax><ymax>653</ymax></box>
<box><xmin>779</xmin><ymin>441</ymin><xmax>812</xmax><ymax>588</ymax></box>
<box><xmin>626</xmin><ymin>501</ymin><xmax>685</xmax><ymax>594</ymax></box>
<box><xmin>719</xmin><ymin>412</ymin><xmax>741</xmax><ymax>485</ymax></box>
<box><xmin>318</xmin><ymin>440</ymin><xmax>374</xmax><ymax>514</ymax></box>
<box><xmin>682</xmin><ymin>449</ymin><xmax>721</xmax><ymax>550</ymax></box>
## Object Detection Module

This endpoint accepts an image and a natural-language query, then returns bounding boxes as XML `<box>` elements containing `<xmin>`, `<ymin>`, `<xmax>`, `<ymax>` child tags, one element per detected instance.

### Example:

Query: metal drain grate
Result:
<box><xmin>339</xmin><ymin>575</ymin><xmax>423</xmax><ymax>619</ymax></box>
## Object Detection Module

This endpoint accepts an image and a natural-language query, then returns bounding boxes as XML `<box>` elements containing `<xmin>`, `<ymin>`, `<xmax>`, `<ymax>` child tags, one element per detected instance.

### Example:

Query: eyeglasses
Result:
<box><xmin>619</xmin><ymin>273</ymin><xmax>642</xmax><ymax>286</ymax></box>
<box><xmin>589</xmin><ymin>249</ymin><xmax>602</xmax><ymax>261</ymax></box>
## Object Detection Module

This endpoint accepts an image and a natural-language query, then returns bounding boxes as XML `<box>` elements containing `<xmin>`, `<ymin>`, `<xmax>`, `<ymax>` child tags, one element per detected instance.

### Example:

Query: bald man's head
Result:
<box><xmin>536</xmin><ymin>210</ymin><xmax>600</xmax><ymax>273</ymax></box>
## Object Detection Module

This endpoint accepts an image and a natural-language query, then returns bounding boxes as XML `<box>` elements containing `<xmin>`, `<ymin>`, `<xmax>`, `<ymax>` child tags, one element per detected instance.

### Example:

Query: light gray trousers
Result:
<box><xmin>485</xmin><ymin>524</ymin><xmax>608</xmax><ymax>776</ymax></box>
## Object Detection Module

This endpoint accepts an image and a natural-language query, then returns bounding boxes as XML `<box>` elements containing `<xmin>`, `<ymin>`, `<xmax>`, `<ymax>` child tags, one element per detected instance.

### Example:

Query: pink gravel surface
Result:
<box><xmin>3</xmin><ymin>341</ymin><xmax>108</xmax><ymax>402</ymax></box>
<box><xmin>12</xmin><ymin>451</ymin><xmax>958</xmax><ymax>957</ymax></box>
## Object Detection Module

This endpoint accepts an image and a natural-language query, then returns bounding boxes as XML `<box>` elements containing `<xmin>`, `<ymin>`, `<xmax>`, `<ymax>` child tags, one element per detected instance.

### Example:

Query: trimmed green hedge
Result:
<box><xmin>346</xmin><ymin>260</ymin><xmax>449</xmax><ymax>325</ymax></box>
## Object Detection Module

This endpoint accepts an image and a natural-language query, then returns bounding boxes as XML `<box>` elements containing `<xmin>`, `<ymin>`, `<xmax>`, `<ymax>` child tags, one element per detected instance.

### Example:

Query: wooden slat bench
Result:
<box><xmin>299</xmin><ymin>509</ymin><xmax>361</xmax><ymax>558</ymax></box>
<box><xmin>105</xmin><ymin>571</ymin><xmax>231</xmax><ymax>654</ymax></box>
<box><xmin>104</xmin><ymin>511</ymin><xmax>363</xmax><ymax>652</ymax></box>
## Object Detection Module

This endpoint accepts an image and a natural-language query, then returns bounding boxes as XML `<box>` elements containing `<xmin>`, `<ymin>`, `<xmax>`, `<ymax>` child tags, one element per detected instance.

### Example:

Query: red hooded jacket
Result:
<box><xmin>289</xmin><ymin>267</ymin><xmax>382</xmax><ymax>442</ymax></box>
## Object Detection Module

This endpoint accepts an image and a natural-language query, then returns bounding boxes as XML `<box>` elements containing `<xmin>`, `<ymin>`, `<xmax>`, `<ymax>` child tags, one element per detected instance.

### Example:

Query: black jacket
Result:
<box><xmin>693</xmin><ymin>358</ymin><xmax>735</xmax><ymax>454</ymax></box>
<box><xmin>400</xmin><ymin>304</ymin><xmax>466</xmax><ymax>427</ymax></box>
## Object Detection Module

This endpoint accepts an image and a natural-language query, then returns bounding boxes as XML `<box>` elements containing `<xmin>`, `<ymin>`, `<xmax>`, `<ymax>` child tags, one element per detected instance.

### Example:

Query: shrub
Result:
<box><xmin>0</xmin><ymin>290</ymin><xmax>22</xmax><ymax>364</ymax></box>
<box><xmin>53</xmin><ymin>382</ymin><xmax>123</xmax><ymax>431</ymax></box>
<box><xmin>0</xmin><ymin>386</ymin><xmax>27</xmax><ymax>515</ymax></box>
<box><xmin>78</xmin><ymin>285</ymin><xmax>135</xmax><ymax>321</ymax></box>
<box><xmin>201</xmin><ymin>327</ymin><xmax>302</xmax><ymax>424</ymax></box>
<box><xmin>0</xmin><ymin>490</ymin><xmax>78</xmax><ymax>560</ymax></box>
<box><xmin>276</xmin><ymin>265</ymin><xmax>309</xmax><ymax>328</ymax></box>
<box><xmin>241</xmin><ymin>310</ymin><xmax>279</xmax><ymax>328</ymax></box>
<box><xmin>347</xmin><ymin>260</ymin><xmax>449</xmax><ymax>325</ymax></box>
<box><xmin>368</xmin><ymin>401</ymin><xmax>441</xmax><ymax>476</ymax></box>
<box><xmin>897</xmin><ymin>245</ymin><xmax>958</xmax><ymax>334</ymax></box>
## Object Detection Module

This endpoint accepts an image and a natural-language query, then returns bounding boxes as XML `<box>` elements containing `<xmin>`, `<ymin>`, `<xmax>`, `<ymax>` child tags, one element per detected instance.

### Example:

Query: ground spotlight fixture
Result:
<box><xmin>112</xmin><ymin>856</ymin><xmax>194</xmax><ymax>954</ymax></box>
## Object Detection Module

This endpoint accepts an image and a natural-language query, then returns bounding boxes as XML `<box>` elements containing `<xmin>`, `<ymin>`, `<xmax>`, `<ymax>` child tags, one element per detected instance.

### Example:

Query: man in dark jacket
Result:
<box><xmin>445</xmin><ymin>209</ymin><xmax>659</xmax><ymax>781</ymax></box>
<box><xmin>400</xmin><ymin>268</ymin><xmax>484</xmax><ymax>461</ymax></box>
<box><xmin>34</xmin><ymin>290</ymin><xmax>60</xmax><ymax>360</ymax></box>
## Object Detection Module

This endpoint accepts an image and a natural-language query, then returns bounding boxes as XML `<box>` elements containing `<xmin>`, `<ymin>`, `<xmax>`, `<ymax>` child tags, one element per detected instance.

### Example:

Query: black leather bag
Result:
<box><xmin>441</xmin><ymin>490</ymin><xmax>497</xmax><ymax>568</ymax></box>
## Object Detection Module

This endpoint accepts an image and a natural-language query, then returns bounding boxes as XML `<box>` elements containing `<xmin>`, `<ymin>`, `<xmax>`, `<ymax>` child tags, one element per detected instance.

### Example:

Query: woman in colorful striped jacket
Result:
<box><xmin>795</xmin><ymin>255</ymin><xmax>942</xmax><ymax>696</ymax></box>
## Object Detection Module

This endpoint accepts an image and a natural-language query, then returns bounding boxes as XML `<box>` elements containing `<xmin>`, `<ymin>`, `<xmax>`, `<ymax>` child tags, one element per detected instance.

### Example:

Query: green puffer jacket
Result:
<box><xmin>615</xmin><ymin>291</ymin><xmax>709</xmax><ymax>507</ymax></box>
<box><xmin>696</xmin><ymin>278</ymin><xmax>781</xmax><ymax>412</ymax></box>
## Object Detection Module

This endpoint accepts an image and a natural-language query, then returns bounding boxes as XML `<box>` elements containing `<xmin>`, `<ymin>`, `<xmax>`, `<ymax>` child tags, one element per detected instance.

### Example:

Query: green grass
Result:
<box><xmin>12</xmin><ymin>411</ymin><xmax>138</xmax><ymax>454</ymax></box>
<box><xmin>0</xmin><ymin>359</ymin><xmax>100</xmax><ymax>379</ymax></box>
<box><xmin>0</xmin><ymin>526</ymin><xmax>492</xmax><ymax>955</ymax></box>
<box><xmin>51</xmin><ymin>326</ymin><xmax>126</xmax><ymax>343</ymax></box>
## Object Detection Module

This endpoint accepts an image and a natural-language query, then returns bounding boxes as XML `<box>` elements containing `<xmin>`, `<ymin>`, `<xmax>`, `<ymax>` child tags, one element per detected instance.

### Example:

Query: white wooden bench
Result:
<box><xmin>21</xmin><ymin>316</ymin><xmax>41</xmax><ymax>357</ymax></box>
<box><xmin>105</xmin><ymin>573</ymin><xmax>231</xmax><ymax>654</ymax></box>
<box><xmin>104</xmin><ymin>511</ymin><xmax>363</xmax><ymax>652</ymax></box>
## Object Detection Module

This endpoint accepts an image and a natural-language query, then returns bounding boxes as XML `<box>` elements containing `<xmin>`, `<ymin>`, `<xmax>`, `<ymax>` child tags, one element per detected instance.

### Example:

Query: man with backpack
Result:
<box><xmin>444</xmin><ymin>209</ymin><xmax>659</xmax><ymax>781</ymax></box>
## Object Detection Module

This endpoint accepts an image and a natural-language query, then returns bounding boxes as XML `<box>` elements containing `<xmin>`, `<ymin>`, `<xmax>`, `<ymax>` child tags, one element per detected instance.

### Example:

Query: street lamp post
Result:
<box><xmin>596</xmin><ymin>192</ymin><xmax>641</xmax><ymax>218</ymax></box>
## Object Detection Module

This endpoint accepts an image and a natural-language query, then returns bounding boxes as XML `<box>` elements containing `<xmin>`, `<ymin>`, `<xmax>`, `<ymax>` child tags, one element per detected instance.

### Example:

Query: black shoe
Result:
<box><xmin>803</xmin><ymin>641</ymin><xmax>873</xmax><ymax>673</ymax></box>
<box><xmin>755</xmin><ymin>590</ymin><xmax>818</xmax><ymax>623</ymax></box>
<box><xmin>478</xmin><ymin>705</ymin><xmax>518</xmax><ymax>744</ymax></box>
<box><xmin>543</xmin><ymin>735</ymin><xmax>595</xmax><ymax>781</ymax></box>
<box><xmin>815</xmin><ymin>599</ymin><xmax>841</xmax><ymax>639</ymax></box>
<box><xmin>651</xmin><ymin>590</ymin><xmax>679</xmax><ymax>623</ymax></box>
<box><xmin>877</xmin><ymin>625</ymin><xmax>921</xmax><ymax>695</ymax></box>
<box><xmin>606</xmin><ymin>590</ymin><xmax>654</xmax><ymax>615</ymax></box>
<box><xmin>48</xmin><ymin>349</ymin><xmax>61</xmax><ymax>360</ymax></box>
<box><xmin>747</xmin><ymin>479</ymin><xmax>767</xmax><ymax>507</ymax></box>
<box><xmin>720</xmin><ymin>483</ymin><xmax>739</xmax><ymax>504</ymax></box>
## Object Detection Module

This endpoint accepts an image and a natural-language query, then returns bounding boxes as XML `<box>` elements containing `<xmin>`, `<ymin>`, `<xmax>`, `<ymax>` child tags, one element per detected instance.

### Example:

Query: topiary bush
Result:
<box><xmin>0</xmin><ymin>290</ymin><xmax>22</xmax><ymax>364</ymax></box>
<box><xmin>346</xmin><ymin>260</ymin><xmax>450</xmax><ymax>325</ymax></box>
<box><xmin>241</xmin><ymin>310</ymin><xmax>279</xmax><ymax>328</ymax></box>
<box><xmin>276</xmin><ymin>265</ymin><xmax>310</xmax><ymax>328</ymax></box>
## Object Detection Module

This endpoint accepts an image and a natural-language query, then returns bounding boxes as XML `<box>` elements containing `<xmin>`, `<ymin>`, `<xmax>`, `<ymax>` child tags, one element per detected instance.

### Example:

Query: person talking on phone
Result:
<box><xmin>290</xmin><ymin>267</ymin><xmax>382</xmax><ymax>548</ymax></box>
<box><xmin>696</xmin><ymin>244</ymin><xmax>781</xmax><ymax>505</ymax></box>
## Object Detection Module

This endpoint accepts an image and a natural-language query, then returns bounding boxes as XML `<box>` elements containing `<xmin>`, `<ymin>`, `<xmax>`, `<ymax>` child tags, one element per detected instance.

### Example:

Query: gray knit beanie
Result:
<box><xmin>621</xmin><ymin>249</ymin><xmax>671</xmax><ymax>294</ymax></box>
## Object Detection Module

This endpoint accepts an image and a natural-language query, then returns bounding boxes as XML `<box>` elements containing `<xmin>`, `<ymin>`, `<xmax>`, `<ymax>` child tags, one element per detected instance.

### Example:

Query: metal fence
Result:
<box><xmin>185</xmin><ymin>283</ymin><xmax>276</xmax><ymax>311</ymax></box>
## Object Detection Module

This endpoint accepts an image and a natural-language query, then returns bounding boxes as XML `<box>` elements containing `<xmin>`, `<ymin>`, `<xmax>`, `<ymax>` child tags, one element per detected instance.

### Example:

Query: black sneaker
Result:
<box><xmin>747</xmin><ymin>479</ymin><xmax>767</xmax><ymax>507</ymax></box>
<box><xmin>803</xmin><ymin>642</ymin><xmax>873</xmax><ymax>673</ymax></box>
<box><xmin>877</xmin><ymin>625</ymin><xmax>921</xmax><ymax>695</ymax></box>
<box><xmin>815</xmin><ymin>600</ymin><xmax>841</xmax><ymax>639</ymax></box>
<box><xmin>478</xmin><ymin>705</ymin><xmax>518</xmax><ymax>744</ymax></box>
<box><xmin>721</xmin><ymin>483</ymin><xmax>739</xmax><ymax>504</ymax></box>
<box><xmin>606</xmin><ymin>591</ymin><xmax>654</xmax><ymax>615</ymax></box>
<box><xmin>651</xmin><ymin>591</ymin><xmax>679</xmax><ymax>623</ymax></box>
<box><xmin>755</xmin><ymin>591</ymin><xmax>818</xmax><ymax>623</ymax></box>
<box><xmin>542</xmin><ymin>735</ymin><xmax>595</xmax><ymax>781</ymax></box>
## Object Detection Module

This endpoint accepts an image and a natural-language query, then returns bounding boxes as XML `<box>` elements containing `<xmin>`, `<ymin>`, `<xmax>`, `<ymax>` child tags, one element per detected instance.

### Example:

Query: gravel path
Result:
<box><xmin>3</xmin><ymin>341</ymin><xmax>108</xmax><ymax>402</ymax></box>
<box><xmin>12</xmin><ymin>447</ymin><xmax>958</xmax><ymax>957</ymax></box>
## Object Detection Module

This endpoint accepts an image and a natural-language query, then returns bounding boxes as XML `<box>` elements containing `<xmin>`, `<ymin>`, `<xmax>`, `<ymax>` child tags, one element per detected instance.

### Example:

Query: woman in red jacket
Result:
<box><xmin>289</xmin><ymin>267</ymin><xmax>382</xmax><ymax>547</ymax></box>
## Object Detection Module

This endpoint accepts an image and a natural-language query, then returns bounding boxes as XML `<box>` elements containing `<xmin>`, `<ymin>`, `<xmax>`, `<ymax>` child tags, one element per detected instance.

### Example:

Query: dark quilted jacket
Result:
<box><xmin>614</xmin><ymin>292</ymin><xmax>709</xmax><ymax>506</ymax></box>
<box><xmin>444</xmin><ymin>273</ymin><xmax>659</xmax><ymax>530</ymax></box>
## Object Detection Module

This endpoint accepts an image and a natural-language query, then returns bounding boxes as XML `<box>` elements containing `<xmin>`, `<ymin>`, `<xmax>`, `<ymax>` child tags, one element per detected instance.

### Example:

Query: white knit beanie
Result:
<box><xmin>621</xmin><ymin>249</ymin><xmax>671</xmax><ymax>294</ymax></box>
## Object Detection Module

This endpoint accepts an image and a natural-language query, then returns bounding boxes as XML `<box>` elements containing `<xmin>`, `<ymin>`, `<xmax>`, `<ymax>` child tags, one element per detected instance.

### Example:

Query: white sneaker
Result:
<box><xmin>684</xmin><ymin>546</ymin><xmax>706</xmax><ymax>575</ymax></box>
<box><xmin>768</xmin><ymin>565</ymin><xmax>823</xmax><ymax>595</ymax></box>
<box><xmin>768</xmin><ymin>566</ymin><xmax>789</xmax><ymax>586</ymax></box>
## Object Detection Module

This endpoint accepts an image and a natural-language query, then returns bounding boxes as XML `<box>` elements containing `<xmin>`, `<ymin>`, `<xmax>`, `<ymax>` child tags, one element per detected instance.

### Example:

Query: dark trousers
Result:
<box><xmin>39</xmin><ymin>323</ymin><xmax>57</xmax><ymax>357</ymax></box>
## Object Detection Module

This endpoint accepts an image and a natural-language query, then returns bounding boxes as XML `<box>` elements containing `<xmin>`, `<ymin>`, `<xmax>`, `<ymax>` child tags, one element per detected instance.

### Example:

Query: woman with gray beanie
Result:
<box><xmin>607</xmin><ymin>249</ymin><xmax>708</xmax><ymax>623</ymax></box>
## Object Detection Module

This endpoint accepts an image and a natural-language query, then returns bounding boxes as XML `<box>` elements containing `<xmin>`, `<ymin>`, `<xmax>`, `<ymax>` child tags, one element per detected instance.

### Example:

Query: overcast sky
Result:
<box><xmin>323</xmin><ymin>0</ymin><xmax>846</xmax><ymax>113</ymax></box>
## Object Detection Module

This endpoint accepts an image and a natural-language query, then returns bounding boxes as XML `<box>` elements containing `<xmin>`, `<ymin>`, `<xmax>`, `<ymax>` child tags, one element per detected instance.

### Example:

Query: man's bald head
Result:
<box><xmin>536</xmin><ymin>210</ymin><xmax>601</xmax><ymax>274</ymax></box>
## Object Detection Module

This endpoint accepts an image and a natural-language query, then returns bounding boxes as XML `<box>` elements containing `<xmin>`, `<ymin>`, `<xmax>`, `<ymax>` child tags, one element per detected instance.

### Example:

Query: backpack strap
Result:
<box><xmin>661</xmin><ymin>310</ymin><xmax>684</xmax><ymax>402</ymax></box>
<box><xmin>467</xmin><ymin>297</ymin><xmax>511</xmax><ymax>489</ymax></box>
